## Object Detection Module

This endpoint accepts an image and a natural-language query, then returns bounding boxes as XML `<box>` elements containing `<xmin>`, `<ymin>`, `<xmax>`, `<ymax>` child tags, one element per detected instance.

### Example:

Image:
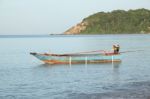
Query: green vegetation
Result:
<box><xmin>81</xmin><ymin>8</ymin><xmax>150</xmax><ymax>34</ymax></box>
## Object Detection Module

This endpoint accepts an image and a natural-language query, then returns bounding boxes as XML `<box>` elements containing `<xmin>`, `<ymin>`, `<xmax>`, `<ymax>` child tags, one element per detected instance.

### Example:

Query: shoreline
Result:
<box><xmin>0</xmin><ymin>33</ymin><xmax>149</xmax><ymax>38</ymax></box>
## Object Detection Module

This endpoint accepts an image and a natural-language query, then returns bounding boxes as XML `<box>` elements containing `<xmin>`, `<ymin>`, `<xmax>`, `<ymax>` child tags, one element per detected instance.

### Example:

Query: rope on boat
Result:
<box><xmin>61</xmin><ymin>49</ymin><xmax>145</xmax><ymax>56</ymax></box>
<box><xmin>120</xmin><ymin>50</ymin><xmax>145</xmax><ymax>53</ymax></box>
<box><xmin>66</xmin><ymin>50</ymin><xmax>108</xmax><ymax>54</ymax></box>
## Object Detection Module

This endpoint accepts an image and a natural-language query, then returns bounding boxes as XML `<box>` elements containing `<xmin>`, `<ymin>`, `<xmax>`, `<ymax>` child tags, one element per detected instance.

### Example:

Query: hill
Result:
<box><xmin>64</xmin><ymin>8</ymin><xmax>150</xmax><ymax>34</ymax></box>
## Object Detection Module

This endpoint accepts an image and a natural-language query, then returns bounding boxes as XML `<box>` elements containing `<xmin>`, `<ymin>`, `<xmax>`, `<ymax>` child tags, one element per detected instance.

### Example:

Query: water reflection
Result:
<box><xmin>35</xmin><ymin>63</ymin><xmax>121</xmax><ymax>83</ymax></box>
<box><xmin>112</xmin><ymin>62</ymin><xmax>121</xmax><ymax>83</ymax></box>
<box><xmin>36</xmin><ymin>62</ymin><xmax>121</xmax><ymax>69</ymax></box>
<box><xmin>36</xmin><ymin>63</ymin><xmax>69</xmax><ymax>68</ymax></box>
<box><xmin>36</xmin><ymin>63</ymin><xmax>121</xmax><ymax>77</ymax></box>
<box><xmin>112</xmin><ymin>62</ymin><xmax>120</xmax><ymax>72</ymax></box>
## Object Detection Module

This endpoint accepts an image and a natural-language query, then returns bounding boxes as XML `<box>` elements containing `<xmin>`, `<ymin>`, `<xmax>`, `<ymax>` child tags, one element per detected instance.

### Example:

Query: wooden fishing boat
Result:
<box><xmin>30</xmin><ymin>50</ymin><xmax>121</xmax><ymax>64</ymax></box>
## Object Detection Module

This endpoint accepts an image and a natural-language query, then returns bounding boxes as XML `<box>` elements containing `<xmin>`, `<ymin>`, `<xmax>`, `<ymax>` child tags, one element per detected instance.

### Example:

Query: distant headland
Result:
<box><xmin>64</xmin><ymin>8</ymin><xmax>150</xmax><ymax>34</ymax></box>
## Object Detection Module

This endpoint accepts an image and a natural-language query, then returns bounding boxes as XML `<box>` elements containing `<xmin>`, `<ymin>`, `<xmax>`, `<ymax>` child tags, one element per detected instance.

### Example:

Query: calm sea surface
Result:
<box><xmin>0</xmin><ymin>34</ymin><xmax>150</xmax><ymax>99</ymax></box>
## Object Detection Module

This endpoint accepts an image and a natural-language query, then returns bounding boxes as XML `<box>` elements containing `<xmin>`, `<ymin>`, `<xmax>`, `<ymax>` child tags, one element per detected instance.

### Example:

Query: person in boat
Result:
<box><xmin>116</xmin><ymin>45</ymin><xmax>120</xmax><ymax>54</ymax></box>
<box><xmin>112</xmin><ymin>45</ymin><xmax>118</xmax><ymax>54</ymax></box>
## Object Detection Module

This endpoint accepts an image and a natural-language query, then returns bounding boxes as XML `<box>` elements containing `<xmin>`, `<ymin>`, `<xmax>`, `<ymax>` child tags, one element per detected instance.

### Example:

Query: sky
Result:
<box><xmin>0</xmin><ymin>0</ymin><xmax>150</xmax><ymax>35</ymax></box>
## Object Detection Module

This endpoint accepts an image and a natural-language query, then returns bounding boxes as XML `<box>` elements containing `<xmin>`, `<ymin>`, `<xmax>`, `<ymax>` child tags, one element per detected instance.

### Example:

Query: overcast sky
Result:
<box><xmin>0</xmin><ymin>0</ymin><xmax>150</xmax><ymax>35</ymax></box>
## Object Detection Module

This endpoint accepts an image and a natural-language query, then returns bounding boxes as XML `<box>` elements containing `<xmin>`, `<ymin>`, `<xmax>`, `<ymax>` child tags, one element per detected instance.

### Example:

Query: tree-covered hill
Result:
<box><xmin>64</xmin><ymin>8</ymin><xmax>150</xmax><ymax>34</ymax></box>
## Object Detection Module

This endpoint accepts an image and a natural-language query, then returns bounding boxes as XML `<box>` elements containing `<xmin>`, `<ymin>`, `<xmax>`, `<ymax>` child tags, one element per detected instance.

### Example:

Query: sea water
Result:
<box><xmin>0</xmin><ymin>34</ymin><xmax>150</xmax><ymax>99</ymax></box>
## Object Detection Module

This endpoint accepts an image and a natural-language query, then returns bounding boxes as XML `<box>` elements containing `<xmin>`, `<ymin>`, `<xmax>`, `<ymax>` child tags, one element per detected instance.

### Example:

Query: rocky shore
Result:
<box><xmin>64</xmin><ymin>21</ymin><xmax>88</xmax><ymax>34</ymax></box>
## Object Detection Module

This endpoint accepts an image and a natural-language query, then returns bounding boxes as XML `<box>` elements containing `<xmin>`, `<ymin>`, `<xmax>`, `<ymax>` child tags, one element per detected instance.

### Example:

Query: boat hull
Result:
<box><xmin>42</xmin><ymin>59</ymin><xmax>121</xmax><ymax>64</ymax></box>
<box><xmin>30</xmin><ymin>52</ymin><xmax>121</xmax><ymax>65</ymax></box>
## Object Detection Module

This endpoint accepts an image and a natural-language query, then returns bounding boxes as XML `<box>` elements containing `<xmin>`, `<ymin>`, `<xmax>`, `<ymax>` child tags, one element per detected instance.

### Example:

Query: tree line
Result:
<box><xmin>81</xmin><ymin>8</ymin><xmax>150</xmax><ymax>34</ymax></box>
